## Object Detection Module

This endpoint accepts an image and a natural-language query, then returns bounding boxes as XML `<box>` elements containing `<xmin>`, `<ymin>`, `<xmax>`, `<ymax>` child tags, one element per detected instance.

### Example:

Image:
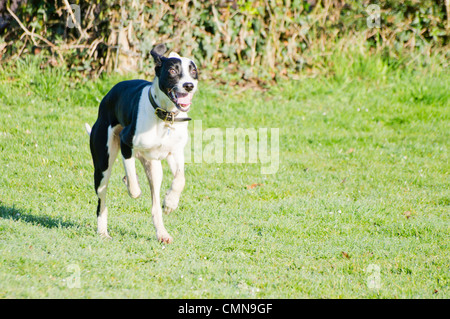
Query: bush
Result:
<box><xmin>0</xmin><ymin>0</ymin><xmax>448</xmax><ymax>80</ymax></box>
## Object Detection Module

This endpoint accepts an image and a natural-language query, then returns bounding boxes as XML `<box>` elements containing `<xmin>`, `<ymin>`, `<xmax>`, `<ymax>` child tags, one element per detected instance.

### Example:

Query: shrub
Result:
<box><xmin>0</xmin><ymin>0</ymin><xmax>448</xmax><ymax>80</ymax></box>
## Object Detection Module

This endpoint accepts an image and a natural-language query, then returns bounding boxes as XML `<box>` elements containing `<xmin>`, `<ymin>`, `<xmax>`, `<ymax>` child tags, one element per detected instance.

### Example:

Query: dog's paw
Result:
<box><xmin>162</xmin><ymin>203</ymin><xmax>175</xmax><ymax>215</ymax></box>
<box><xmin>157</xmin><ymin>231</ymin><xmax>173</xmax><ymax>244</ymax></box>
<box><xmin>163</xmin><ymin>192</ymin><xmax>179</xmax><ymax>215</ymax></box>
<box><xmin>99</xmin><ymin>232</ymin><xmax>112</xmax><ymax>240</ymax></box>
<box><xmin>122</xmin><ymin>176</ymin><xmax>141</xmax><ymax>199</ymax></box>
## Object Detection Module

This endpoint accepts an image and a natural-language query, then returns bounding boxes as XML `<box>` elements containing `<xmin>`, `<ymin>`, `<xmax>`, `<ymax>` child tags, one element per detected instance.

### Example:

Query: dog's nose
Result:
<box><xmin>183</xmin><ymin>82</ymin><xmax>194</xmax><ymax>92</ymax></box>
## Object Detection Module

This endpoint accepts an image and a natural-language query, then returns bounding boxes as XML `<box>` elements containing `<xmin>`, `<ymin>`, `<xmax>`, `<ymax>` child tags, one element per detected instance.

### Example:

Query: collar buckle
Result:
<box><xmin>149</xmin><ymin>86</ymin><xmax>191</xmax><ymax>124</ymax></box>
<box><xmin>155</xmin><ymin>107</ymin><xmax>175</xmax><ymax>125</ymax></box>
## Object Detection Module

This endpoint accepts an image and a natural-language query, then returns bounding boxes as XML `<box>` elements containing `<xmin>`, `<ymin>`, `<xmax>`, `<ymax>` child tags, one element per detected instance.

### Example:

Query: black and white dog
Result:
<box><xmin>85</xmin><ymin>44</ymin><xmax>198</xmax><ymax>243</ymax></box>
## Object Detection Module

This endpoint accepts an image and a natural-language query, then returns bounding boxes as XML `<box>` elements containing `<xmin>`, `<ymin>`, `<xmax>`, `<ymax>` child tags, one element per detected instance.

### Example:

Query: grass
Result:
<box><xmin>0</xmin><ymin>53</ymin><xmax>448</xmax><ymax>298</ymax></box>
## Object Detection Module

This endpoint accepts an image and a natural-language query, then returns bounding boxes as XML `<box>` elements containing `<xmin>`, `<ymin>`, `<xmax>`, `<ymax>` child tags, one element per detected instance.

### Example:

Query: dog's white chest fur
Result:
<box><xmin>132</xmin><ymin>86</ymin><xmax>188</xmax><ymax>160</ymax></box>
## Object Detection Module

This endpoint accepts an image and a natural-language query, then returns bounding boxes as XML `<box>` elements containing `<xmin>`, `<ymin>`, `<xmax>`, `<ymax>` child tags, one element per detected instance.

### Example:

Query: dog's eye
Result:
<box><xmin>191</xmin><ymin>69</ymin><xmax>197</xmax><ymax>76</ymax></box>
<box><xmin>169</xmin><ymin>68</ymin><xmax>177</xmax><ymax>75</ymax></box>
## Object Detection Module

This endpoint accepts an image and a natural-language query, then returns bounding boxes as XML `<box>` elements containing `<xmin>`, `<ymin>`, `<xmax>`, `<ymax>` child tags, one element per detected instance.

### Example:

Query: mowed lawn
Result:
<box><xmin>0</xmin><ymin>56</ymin><xmax>448</xmax><ymax>298</ymax></box>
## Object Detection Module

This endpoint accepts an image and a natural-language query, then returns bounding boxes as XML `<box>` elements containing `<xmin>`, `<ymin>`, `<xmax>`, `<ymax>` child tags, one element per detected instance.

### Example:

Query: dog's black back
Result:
<box><xmin>98</xmin><ymin>79</ymin><xmax>151</xmax><ymax>128</ymax></box>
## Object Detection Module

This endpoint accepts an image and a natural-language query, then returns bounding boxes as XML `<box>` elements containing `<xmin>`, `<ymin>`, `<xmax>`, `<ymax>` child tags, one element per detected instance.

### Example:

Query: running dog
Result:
<box><xmin>85</xmin><ymin>44</ymin><xmax>198</xmax><ymax>243</ymax></box>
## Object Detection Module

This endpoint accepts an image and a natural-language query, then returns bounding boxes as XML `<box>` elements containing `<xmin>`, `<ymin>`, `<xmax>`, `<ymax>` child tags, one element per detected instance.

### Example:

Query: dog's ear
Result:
<box><xmin>151</xmin><ymin>44</ymin><xmax>167</xmax><ymax>74</ymax></box>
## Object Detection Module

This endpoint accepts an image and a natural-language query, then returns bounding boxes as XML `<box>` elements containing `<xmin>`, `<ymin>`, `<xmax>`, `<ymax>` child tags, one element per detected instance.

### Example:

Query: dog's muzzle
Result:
<box><xmin>168</xmin><ymin>89</ymin><xmax>193</xmax><ymax>112</ymax></box>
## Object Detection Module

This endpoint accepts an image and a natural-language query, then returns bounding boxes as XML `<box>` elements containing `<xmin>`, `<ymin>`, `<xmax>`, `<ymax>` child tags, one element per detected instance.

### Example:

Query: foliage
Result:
<box><xmin>0</xmin><ymin>0</ymin><xmax>448</xmax><ymax>80</ymax></box>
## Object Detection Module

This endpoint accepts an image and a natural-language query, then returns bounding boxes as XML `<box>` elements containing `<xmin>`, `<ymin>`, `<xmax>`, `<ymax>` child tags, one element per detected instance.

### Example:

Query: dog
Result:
<box><xmin>85</xmin><ymin>44</ymin><xmax>198</xmax><ymax>243</ymax></box>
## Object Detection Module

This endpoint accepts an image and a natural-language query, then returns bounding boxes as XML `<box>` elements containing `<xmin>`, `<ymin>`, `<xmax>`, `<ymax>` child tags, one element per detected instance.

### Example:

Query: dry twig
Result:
<box><xmin>6</xmin><ymin>6</ymin><xmax>64</xmax><ymax>62</ymax></box>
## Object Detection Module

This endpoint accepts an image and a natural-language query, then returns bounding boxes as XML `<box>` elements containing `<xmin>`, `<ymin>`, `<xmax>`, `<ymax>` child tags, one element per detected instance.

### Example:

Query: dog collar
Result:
<box><xmin>148</xmin><ymin>87</ymin><xmax>191</xmax><ymax>125</ymax></box>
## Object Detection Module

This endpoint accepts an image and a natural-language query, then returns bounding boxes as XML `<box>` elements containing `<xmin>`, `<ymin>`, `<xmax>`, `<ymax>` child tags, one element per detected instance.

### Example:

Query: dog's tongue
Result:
<box><xmin>177</xmin><ymin>92</ymin><xmax>193</xmax><ymax>106</ymax></box>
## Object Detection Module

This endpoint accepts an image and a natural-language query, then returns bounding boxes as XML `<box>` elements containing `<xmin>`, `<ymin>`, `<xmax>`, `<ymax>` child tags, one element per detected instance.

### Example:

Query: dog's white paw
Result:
<box><xmin>99</xmin><ymin>231</ymin><xmax>112</xmax><ymax>240</ymax></box>
<box><xmin>163</xmin><ymin>203</ymin><xmax>175</xmax><ymax>215</ymax></box>
<box><xmin>163</xmin><ymin>192</ymin><xmax>180</xmax><ymax>215</ymax></box>
<box><xmin>122</xmin><ymin>176</ymin><xmax>141</xmax><ymax>199</ymax></box>
<box><xmin>157</xmin><ymin>231</ymin><xmax>173</xmax><ymax>244</ymax></box>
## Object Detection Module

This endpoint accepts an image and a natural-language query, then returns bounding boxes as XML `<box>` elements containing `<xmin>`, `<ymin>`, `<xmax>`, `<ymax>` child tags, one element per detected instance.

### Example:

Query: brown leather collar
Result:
<box><xmin>148</xmin><ymin>88</ymin><xmax>191</xmax><ymax>125</ymax></box>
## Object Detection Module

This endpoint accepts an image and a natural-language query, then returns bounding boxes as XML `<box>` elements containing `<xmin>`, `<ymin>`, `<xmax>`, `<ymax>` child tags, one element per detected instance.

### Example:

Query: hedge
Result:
<box><xmin>0</xmin><ymin>0</ymin><xmax>448</xmax><ymax>79</ymax></box>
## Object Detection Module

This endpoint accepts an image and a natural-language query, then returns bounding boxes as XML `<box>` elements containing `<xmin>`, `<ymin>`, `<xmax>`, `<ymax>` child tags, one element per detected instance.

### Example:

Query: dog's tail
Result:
<box><xmin>84</xmin><ymin>123</ymin><xmax>92</xmax><ymax>136</ymax></box>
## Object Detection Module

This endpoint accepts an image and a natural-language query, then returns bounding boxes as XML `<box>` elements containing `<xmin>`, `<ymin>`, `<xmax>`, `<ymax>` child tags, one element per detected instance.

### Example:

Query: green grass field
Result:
<box><xmin>0</xmin><ymin>55</ymin><xmax>448</xmax><ymax>298</ymax></box>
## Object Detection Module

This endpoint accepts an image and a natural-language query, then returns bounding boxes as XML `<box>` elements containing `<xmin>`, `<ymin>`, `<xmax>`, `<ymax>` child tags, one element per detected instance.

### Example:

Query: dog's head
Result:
<box><xmin>151</xmin><ymin>44</ymin><xmax>198</xmax><ymax>112</ymax></box>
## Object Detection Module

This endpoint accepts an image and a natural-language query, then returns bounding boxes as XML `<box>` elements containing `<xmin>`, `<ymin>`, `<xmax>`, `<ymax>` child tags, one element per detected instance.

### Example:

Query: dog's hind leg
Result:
<box><xmin>139</xmin><ymin>157</ymin><xmax>173</xmax><ymax>244</ymax></box>
<box><xmin>163</xmin><ymin>151</ymin><xmax>185</xmax><ymax>215</ymax></box>
<box><xmin>90</xmin><ymin>124</ymin><xmax>121</xmax><ymax>239</ymax></box>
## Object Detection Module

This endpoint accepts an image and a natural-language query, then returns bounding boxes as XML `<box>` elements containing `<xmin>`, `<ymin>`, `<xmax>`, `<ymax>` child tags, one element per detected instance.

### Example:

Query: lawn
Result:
<box><xmin>0</xmin><ymin>55</ymin><xmax>448</xmax><ymax>298</ymax></box>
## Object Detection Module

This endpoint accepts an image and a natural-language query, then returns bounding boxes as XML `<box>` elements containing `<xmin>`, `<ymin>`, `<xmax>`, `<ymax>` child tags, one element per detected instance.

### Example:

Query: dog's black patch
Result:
<box><xmin>189</xmin><ymin>61</ymin><xmax>198</xmax><ymax>80</ymax></box>
<box><xmin>90</xmin><ymin>120</ymin><xmax>110</xmax><ymax>192</ymax></box>
<box><xmin>158</xmin><ymin>57</ymin><xmax>183</xmax><ymax>96</ymax></box>
<box><xmin>96</xmin><ymin>198</ymin><xmax>101</xmax><ymax>217</ymax></box>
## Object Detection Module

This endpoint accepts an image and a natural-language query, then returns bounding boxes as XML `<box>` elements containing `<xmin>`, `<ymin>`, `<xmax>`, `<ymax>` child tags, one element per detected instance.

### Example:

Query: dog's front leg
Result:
<box><xmin>122</xmin><ymin>155</ymin><xmax>142</xmax><ymax>199</ymax></box>
<box><xmin>140</xmin><ymin>157</ymin><xmax>173</xmax><ymax>244</ymax></box>
<box><xmin>163</xmin><ymin>151</ymin><xmax>185</xmax><ymax>215</ymax></box>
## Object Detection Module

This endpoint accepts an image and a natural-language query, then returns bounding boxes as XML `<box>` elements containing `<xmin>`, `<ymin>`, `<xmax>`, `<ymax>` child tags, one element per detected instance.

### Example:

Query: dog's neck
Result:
<box><xmin>150</xmin><ymin>77</ymin><xmax>177</xmax><ymax>112</ymax></box>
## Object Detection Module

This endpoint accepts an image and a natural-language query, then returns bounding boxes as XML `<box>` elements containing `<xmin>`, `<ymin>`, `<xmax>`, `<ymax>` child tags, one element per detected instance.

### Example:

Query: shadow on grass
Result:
<box><xmin>0</xmin><ymin>204</ymin><xmax>156</xmax><ymax>240</ymax></box>
<box><xmin>0</xmin><ymin>205</ymin><xmax>78</xmax><ymax>229</ymax></box>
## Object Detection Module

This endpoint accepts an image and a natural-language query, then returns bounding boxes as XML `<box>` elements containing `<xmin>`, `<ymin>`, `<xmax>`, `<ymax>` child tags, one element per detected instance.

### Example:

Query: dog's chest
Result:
<box><xmin>129</xmin><ymin>85</ymin><xmax>189</xmax><ymax>160</ymax></box>
<box><xmin>133</xmin><ymin>122</ymin><xmax>187</xmax><ymax>160</ymax></box>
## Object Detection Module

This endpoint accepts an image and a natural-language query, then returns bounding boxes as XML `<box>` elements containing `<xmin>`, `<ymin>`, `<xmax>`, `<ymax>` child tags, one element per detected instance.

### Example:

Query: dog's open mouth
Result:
<box><xmin>169</xmin><ymin>91</ymin><xmax>193</xmax><ymax>112</ymax></box>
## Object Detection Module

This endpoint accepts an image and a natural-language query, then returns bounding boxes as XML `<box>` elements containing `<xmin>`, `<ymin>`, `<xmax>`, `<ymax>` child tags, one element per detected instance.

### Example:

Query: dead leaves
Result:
<box><xmin>246</xmin><ymin>183</ymin><xmax>264</xmax><ymax>190</ymax></box>
<box><xmin>341</xmin><ymin>251</ymin><xmax>350</xmax><ymax>259</ymax></box>
<box><xmin>403</xmin><ymin>210</ymin><xmax>417</xmax><ymax>219</ymax></box>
